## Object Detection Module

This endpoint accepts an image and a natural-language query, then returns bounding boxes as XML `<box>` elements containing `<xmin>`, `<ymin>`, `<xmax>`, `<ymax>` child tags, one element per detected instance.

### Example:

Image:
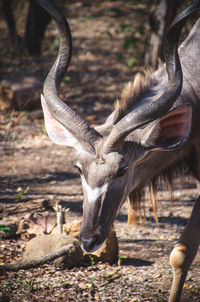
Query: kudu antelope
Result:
<box><xmin>36</xmin><ymin>0</ymin><xmax>200</xmax><ymax>301</ymax></box>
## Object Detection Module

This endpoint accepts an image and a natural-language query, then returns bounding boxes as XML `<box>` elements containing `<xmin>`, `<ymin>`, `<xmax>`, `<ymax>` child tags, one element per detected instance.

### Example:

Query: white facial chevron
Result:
<box><xmin>81</xmin><ymin>176</ymin><xmax>108</xmax><ymax>204</ymax></box>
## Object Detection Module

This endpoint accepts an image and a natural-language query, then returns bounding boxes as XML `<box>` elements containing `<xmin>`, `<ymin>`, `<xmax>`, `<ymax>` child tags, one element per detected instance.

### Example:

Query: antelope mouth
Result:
<box><xmin>79</xmin><ymin>233</ymin><xmax>106</xmax><ymax>253</ymax></box>
<box><xmin>81</xmin><ymin>241</ymin><xmax>105</xmax><ymax>253</ymax></box>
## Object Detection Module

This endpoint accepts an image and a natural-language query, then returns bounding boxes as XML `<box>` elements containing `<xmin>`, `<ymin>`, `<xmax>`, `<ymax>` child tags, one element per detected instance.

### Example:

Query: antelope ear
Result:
<box><xmin>139</xmin><ymin>104</ymin><xmax>192</xmax><ymax>150</ymax></box>
<box><xmin>41</xmin><ymin>94</ymin><xmax>83</xmax><ymax>152</ymax></box>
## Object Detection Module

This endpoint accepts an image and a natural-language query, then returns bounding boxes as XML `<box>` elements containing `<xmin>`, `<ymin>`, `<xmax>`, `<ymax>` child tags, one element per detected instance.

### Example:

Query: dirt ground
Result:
<box><xmin>1</xmin><ymin>1</ymin><xmax>200</xmax><ymax>302</ymax></box>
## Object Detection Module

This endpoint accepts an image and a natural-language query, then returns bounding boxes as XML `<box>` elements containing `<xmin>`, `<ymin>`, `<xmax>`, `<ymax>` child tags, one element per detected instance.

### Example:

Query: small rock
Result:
<box><xmin>78</xmin><ymin>282</ymin><xmax>88</xmax><ymax>290</ymax></box>
<box><xmin>91</xmin><ymin>227</ymin><xmax>119</xmax><ymax>264</ymax></box>
<box><xmin>23</xmin><ymin>233</ymin><xmax>83</xmax><ymax>269</ymax></box>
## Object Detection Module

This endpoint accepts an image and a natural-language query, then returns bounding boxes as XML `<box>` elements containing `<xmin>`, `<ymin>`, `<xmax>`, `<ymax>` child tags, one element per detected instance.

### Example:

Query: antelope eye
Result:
<box><xmin>116</xmin><ymin>164</ymin><xmax>128</xmax><ymax>178</ymax></box>
<box><xmin>74</xmin><ymin>164</ymin><xmax>82</xmax><ymax>175</ymax></box>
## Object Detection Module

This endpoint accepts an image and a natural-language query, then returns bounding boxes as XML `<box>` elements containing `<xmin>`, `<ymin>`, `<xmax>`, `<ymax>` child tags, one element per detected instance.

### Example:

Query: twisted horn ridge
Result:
<box><xmin>36</xmin><ymin>0</ymin><xmax>101</xmax><ymax>153</ymax></box>
<box><xmin>104</xmin><ymin>0</ymin><xmax>200</xmax><ymax>153</ymax></box>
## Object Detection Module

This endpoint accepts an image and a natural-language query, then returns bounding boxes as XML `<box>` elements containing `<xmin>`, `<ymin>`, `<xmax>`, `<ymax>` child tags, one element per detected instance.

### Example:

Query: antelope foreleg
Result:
<box><xmin>168</xmin><ymin>196</ymin><xmax>200</xmax><ymax>302</ymax></box>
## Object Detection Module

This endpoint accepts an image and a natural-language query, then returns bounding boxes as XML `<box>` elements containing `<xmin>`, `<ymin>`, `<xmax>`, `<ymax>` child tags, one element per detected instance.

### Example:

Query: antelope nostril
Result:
<box><xmin>80</xmin><ymin>234</ymin><xmax>105</xmax><ymax>253</ymax></box>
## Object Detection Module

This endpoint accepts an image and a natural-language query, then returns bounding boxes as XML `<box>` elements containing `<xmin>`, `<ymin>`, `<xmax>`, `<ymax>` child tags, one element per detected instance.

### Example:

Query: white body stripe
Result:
<box><xmin>81</xmin><ymin>177</ymin><xmax>108</xmax><ymax>204</ymax></box>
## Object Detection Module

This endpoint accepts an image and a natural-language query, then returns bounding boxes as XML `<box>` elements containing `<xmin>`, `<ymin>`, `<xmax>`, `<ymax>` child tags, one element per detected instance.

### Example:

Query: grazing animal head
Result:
<box><xmin>37</xmin><ymin>0</ymin><xmax>199</xmax><ymax>252</ymax></box>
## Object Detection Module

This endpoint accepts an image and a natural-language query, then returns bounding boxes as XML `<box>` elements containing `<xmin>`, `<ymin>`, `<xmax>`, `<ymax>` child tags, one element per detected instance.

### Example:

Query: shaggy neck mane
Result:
<box><xmin>129</xmin><ymin>146</ymin><xmax>197</xmax><ymax>220</ymax></box>
<box><xmin>114</xmin><ymin>71</ymin><xmax>156</xmax><ymax>124</ymax></box>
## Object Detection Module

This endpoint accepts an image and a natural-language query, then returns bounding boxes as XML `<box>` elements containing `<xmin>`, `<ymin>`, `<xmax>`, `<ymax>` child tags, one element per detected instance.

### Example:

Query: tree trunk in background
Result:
<box><xmin>2</xmin><ymin>0</ymin><xmax>22</xmax><ymax>50</ymax></box>
<box><xmin>2</xmin><ymin>0</ymin><xmax>51</xmax><ymax>56</ymax></box>
<box><xmin>145</xmin><ymin>0</ymin><xmax>183</xmax><ymax>68</ymax></box>
<box><xmin>24</xmin><ymin>0</ymin><xmax>51</xmax><ymax>56</ymax></box>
